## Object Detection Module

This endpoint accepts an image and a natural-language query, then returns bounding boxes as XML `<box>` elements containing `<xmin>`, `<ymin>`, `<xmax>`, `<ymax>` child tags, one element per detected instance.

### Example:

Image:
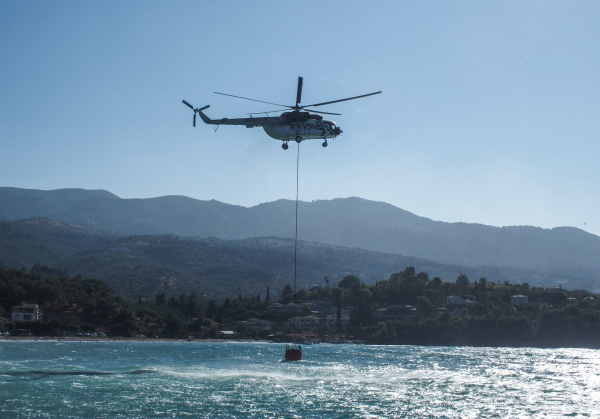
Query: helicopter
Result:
<box><xmin>182</xmin><ymin>77</ymin><xmax>381</xmax><ymax>150</ymax></box>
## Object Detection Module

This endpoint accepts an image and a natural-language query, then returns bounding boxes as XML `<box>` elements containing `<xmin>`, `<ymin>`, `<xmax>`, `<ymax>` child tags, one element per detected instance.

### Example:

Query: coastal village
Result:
<box><xmin>2</xmin><ymin>268</ymin><xmax>598</xmax><ymax>347</ymax></box>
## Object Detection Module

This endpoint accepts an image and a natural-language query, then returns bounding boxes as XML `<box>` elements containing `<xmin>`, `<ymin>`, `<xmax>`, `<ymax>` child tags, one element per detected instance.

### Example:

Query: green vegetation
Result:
<box><xmin>331</xmin><ymin>268</ymin><xmax>600</xmax><ymax>347</ymax></box>
<box><xmin>3</xmin><ymin>189</ymin><xmax>600</xmax><ymax>289</ymax></box>
<box><xmin>64</xmin><ymin>235</ymin><xmax>292</xmax><ymax>300</ymax></box>
<box><xmin>1</xmin><ymin>264</ymin><xmax>599</xmax><ymax>347</ymax></box>
<box><xmin>2</xmin><ymin>218</ymin><xmax>595</xmax><ymax>303</ymax></box>
<box><xmin>174</xmin><ymin>267</ymin><xmax>600</xmax><ymax>348</ymax></box>
<box><xmin>2</xmin><ymin>217</ymin><xmax>599</xmax><ymax>347</ymax></box>
<box><xmin>0</xmin><ymin>267</ymin><xmax>188</xmax><ymax>337</ymax></box>
<box><xmin>0</xmin><ymin>221</ymin><xmax>70</xmax><ymax>269</ymax></box>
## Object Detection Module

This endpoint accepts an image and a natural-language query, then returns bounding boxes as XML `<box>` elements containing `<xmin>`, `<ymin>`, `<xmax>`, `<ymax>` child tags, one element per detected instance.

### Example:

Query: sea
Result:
<box><xmin>1</xmin><ymin>341</ymin><xmax>599</xmax><ymax>418</ymax></box>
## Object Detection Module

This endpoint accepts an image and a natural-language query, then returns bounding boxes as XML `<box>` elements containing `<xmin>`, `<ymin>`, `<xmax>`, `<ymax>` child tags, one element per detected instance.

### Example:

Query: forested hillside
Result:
<box><xmin>1</xmin><ymin>219</ymin><xmax>596</xmax><ymax>301</ymax></box>
<box><xmin>1</xmin><ymin>188</ymin><xmax>599</xmax><ymax>286</ymax></box>
<box><xmin>2</xmin><ymin>265</ymin><xmax>599</xmax><ymax>348</ymax></box>
<box><xmin>0</xmin><ymin>267</ymin><xmax>187</xmax><ymax>337</ymax></box>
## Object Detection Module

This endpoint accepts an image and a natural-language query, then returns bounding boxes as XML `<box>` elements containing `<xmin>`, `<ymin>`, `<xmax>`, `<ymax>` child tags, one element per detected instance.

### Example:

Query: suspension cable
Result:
<box><xmin>294</xmin><ymin>142</ymin><xmax>300</xmax><ymax>297</ymax></box>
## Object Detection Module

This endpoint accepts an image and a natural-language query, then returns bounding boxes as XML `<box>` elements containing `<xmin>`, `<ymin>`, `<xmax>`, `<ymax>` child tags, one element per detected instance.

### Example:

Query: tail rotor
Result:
<box><xmin>182</xmin><ymin>101</ymin><xmax>210</xmax><ymax>127</ymax></box>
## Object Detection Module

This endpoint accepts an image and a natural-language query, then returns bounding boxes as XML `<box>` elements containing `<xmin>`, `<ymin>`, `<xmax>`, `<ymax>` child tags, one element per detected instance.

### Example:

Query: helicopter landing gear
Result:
<box><xmin>295</xmin><ymin>136</ymin><xmax>302</xmax><ymax>143</ymax></box>
<box><xmin>322</xmin><ymin>141</ymin><xmax>328</xmax><ymax>147</ymax></box>
<box><xmin>282</xmin><ymin>142</ymin><xmax>289</xmax><ymax>150</ymax></box>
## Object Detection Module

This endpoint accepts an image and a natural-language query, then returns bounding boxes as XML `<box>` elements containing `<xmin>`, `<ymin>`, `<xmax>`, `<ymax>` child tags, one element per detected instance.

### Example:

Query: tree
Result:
<box><xmin>47</xmin><ymin>318</ymin><xmax>62</xmax><ymax>336</ymax></box>
<box><xmin>113</xmin><ymin>309</ymin><xmax>139</xmax><ymax>336</ymax></box>
<box><xmin>282</xmin><ymin>284</ymin><xmax>293</xmax><ymax>303</ymax></box>
<box><xmin>296</xmin><ymin>289</ymin><xmax>308</xmax><ymax>301</ymax></box>
<box><xmin>331</xmin><ymin>288</ymin><xmax>343</xmax><ymax>332</ymax></box>
<box><xmin>338</xmin><ymin>275</ymin><xmax>361</xmax><ymax>290</ymax></box>
<box><xmin>416</xmin><ymin>272</ymin><xmax>429</xmax><ymax>284</ymax></box>
<box><xmin>552</xmin><ymin>292</ymin><xmax>567</xmax><ymax>308</ymax></box>
<box><xmin>206</xmin><ymin>300</ymin><xmax>217</xmax><ymax>319</ymax></box>
<box><xmin>416</xmin><ymin>296</ymin><xmax>435</xmax><ymax>318</ymax></box>
<box><xmin>155</xmin><ymin>293</ymin><xmax>166</xmax><ymax>306</ymax></box>
<box><xmin>457</xmin><ymin>274</ymin><xmax>469</xmax><ymax>295</ymax></box>
<box><xmin>165</xmin><ymin>313</ymin><xmax>184</xmax><ymax>337</ymax></box>
<box><xmin>217</xmin><ymin>305</ymin><xmax>223</xmax><ymax>323</ymax></box>
<box><xmin>479</xmin><ymin>277</ymin><xmax>487</xmax><ymax>291</ymax></box>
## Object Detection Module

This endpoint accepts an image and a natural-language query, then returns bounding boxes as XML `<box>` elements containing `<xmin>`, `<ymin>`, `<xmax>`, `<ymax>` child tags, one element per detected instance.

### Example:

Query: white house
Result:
<box><xmin>12</xmin><ymin>303</ymin><xmax>42</xmax><ymax>322</ymax></box>
<box><xmin>570</xmin><ymin>289</ymin><xmax>588</xmax><ymax>300</ymax></box>
<box><xmin>286</xmin><ymin>315</ymin><xmax>320</xmax><ymax>333</ymax></box>
<box><xmin>244</xmin><ymin>318</ymin><xmax>275</xmax><ymax>332</ymax></box>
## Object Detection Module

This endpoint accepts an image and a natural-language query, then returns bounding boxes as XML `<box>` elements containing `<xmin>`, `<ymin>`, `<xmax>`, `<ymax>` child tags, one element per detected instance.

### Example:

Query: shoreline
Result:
<box><xmin>2</xmin><ymin>337</ymin><xmax>599</xmax><ymax>350</ymax></box>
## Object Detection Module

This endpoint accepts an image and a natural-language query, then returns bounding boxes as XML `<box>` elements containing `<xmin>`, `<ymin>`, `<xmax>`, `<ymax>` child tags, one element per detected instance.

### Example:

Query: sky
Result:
<box><xmin>1</xmin><ymin>1</ymin><xmax>599</xmax><ymax>236</ymax></box>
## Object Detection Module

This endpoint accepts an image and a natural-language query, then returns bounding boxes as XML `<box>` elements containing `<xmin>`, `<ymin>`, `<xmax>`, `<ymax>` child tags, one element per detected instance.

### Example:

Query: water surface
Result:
<box><xmin>1</xmin><ymin>341</ymin><xmax>598</xmax><ymax>418</ymax></box>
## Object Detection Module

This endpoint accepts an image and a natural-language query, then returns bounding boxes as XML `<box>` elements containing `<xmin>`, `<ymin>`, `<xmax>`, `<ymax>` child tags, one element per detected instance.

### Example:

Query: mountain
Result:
<box><xmin>0</xmin><ymin>187</ymin><xmax>117</xmax><ymax>220</ymax></box>
<box><xmin>1</xmin><ymin>187</ymin><xmax>599</xmax><ymax>286</ymax></box>
<box><xmin>0</xmin><ymin>217</ymin><xmax>112</xmax><ymax>270</ymax></box>
<box><xmin>1</xmin><ymin>220</ymin><xmax>595</xmax><ymax>299</ymax></box>
<box><xmin>0</xmin><ymin>221</ymin><xmax>69</xmax><ymax>269</ymax></box>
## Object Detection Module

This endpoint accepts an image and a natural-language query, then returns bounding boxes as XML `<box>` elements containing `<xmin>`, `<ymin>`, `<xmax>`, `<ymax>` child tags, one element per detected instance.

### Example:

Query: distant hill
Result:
<box><xmin>0</xmin><ymin>187</ymin><xmax>117</xmax><ymax>220</ymax></box>
<box><xmin>0</xmin><ymin>218</ymin><xmax>111</xmax><ymax>270</ymax></box>
<box><xmin>0</xmin><ymin>221</ymin><xmax>69</xmax><ymax>269</ymax></box>
<box><xmin>1</xmin><ymin>187</ymin><xmax>599</xmax><ymax>287</ymax></box>
<box><xmin>0</xmin><ymin>219</ymin><xmax>595</xmax><ymax>298</ymax></box>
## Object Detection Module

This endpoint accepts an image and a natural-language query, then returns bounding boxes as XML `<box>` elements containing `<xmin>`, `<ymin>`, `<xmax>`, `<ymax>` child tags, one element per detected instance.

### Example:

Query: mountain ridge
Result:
<box><xmin>1</xmin><ymin>187</ymin><xmax>598</xmax><ymax>285</ymax></box>
<box><xmin>1</xmin><ymin>218</ymin><xmax>596</xmax><ymax>298</ymax></box>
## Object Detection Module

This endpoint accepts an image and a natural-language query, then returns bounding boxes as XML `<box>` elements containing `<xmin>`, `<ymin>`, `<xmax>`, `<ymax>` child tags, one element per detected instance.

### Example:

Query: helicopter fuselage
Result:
<box><xmin>263</xmin><ymin>119</ymin><xmax>340</xmax><ymax>142</ymax></box>
<box><xmin>197</xmin><ymin>109</ymin><xmax>342</xmax><ymax>143</ymax></box>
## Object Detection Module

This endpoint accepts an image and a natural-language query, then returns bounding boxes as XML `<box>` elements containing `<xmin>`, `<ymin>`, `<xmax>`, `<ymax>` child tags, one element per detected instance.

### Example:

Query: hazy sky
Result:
<box><xmin>1</xmin><ymin>1</ymin><xmax>599</xmax><ymax>236</ymax></box>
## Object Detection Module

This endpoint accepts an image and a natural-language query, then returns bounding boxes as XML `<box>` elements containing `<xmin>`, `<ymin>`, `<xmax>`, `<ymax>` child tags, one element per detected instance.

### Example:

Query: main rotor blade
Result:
<box><xmin>302</xmin><ymin>91</ymin><xmax>382</xmax><ymax>108</ymax></box>
<box><xmin>182</xmin><ymin>100</ymin><xmax>194</xmax><ymax>110</ymax></box>
<box><xmin>301</xmin><ymin>108</ymin><xmax>341</xmax><ymax>116</ymax></box>
<box><xmin>247</xmin><ymin>108</ymin><xmax>341</xmax><ymax>116</ymax></box>
<box><xmin>214</xmin><ymin>92</ymin><xmax>293</xmax><ymax>109</ymax></box>
<box><xmin>247</xmin><ymin>109</ymin><xmax>288</xmax><ymax>115</ymax></box>
<box><xmin>296</xmin><ymin>77</ymin><xmax>303</xmax><ymax>107</ymax></box>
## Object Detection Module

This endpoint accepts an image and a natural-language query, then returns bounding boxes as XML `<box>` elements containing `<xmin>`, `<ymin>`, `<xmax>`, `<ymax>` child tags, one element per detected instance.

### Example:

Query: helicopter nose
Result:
<box><xmin>334</xmin><ymin>128</ymin><xmax>342</xmax><ymax>136</ymax></box>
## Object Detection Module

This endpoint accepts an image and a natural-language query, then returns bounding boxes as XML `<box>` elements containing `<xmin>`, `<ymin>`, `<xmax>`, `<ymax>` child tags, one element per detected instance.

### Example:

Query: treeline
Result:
<box><xmin>3</xmin><ymin>263</ymin><xmax>600</xmax><ymax>348</ymax></box>
<box><xmin>186</xmin><ymin>267</ymin><xmax>600</xmax><ymax>347</ymax></box>
<box><xmin>129</xmin><ymin>268</ymin><xmax>600</xmax><ymax>348</ymax></box>
<box><xmin>334</xmin><ymin>268</ymin><xmax>600</xmax><ymax>347</ymax></box>
<box><xmin>0</xmin><ymin>267</ymin><xmax>187</xmax><ymax>337</ymax></box>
